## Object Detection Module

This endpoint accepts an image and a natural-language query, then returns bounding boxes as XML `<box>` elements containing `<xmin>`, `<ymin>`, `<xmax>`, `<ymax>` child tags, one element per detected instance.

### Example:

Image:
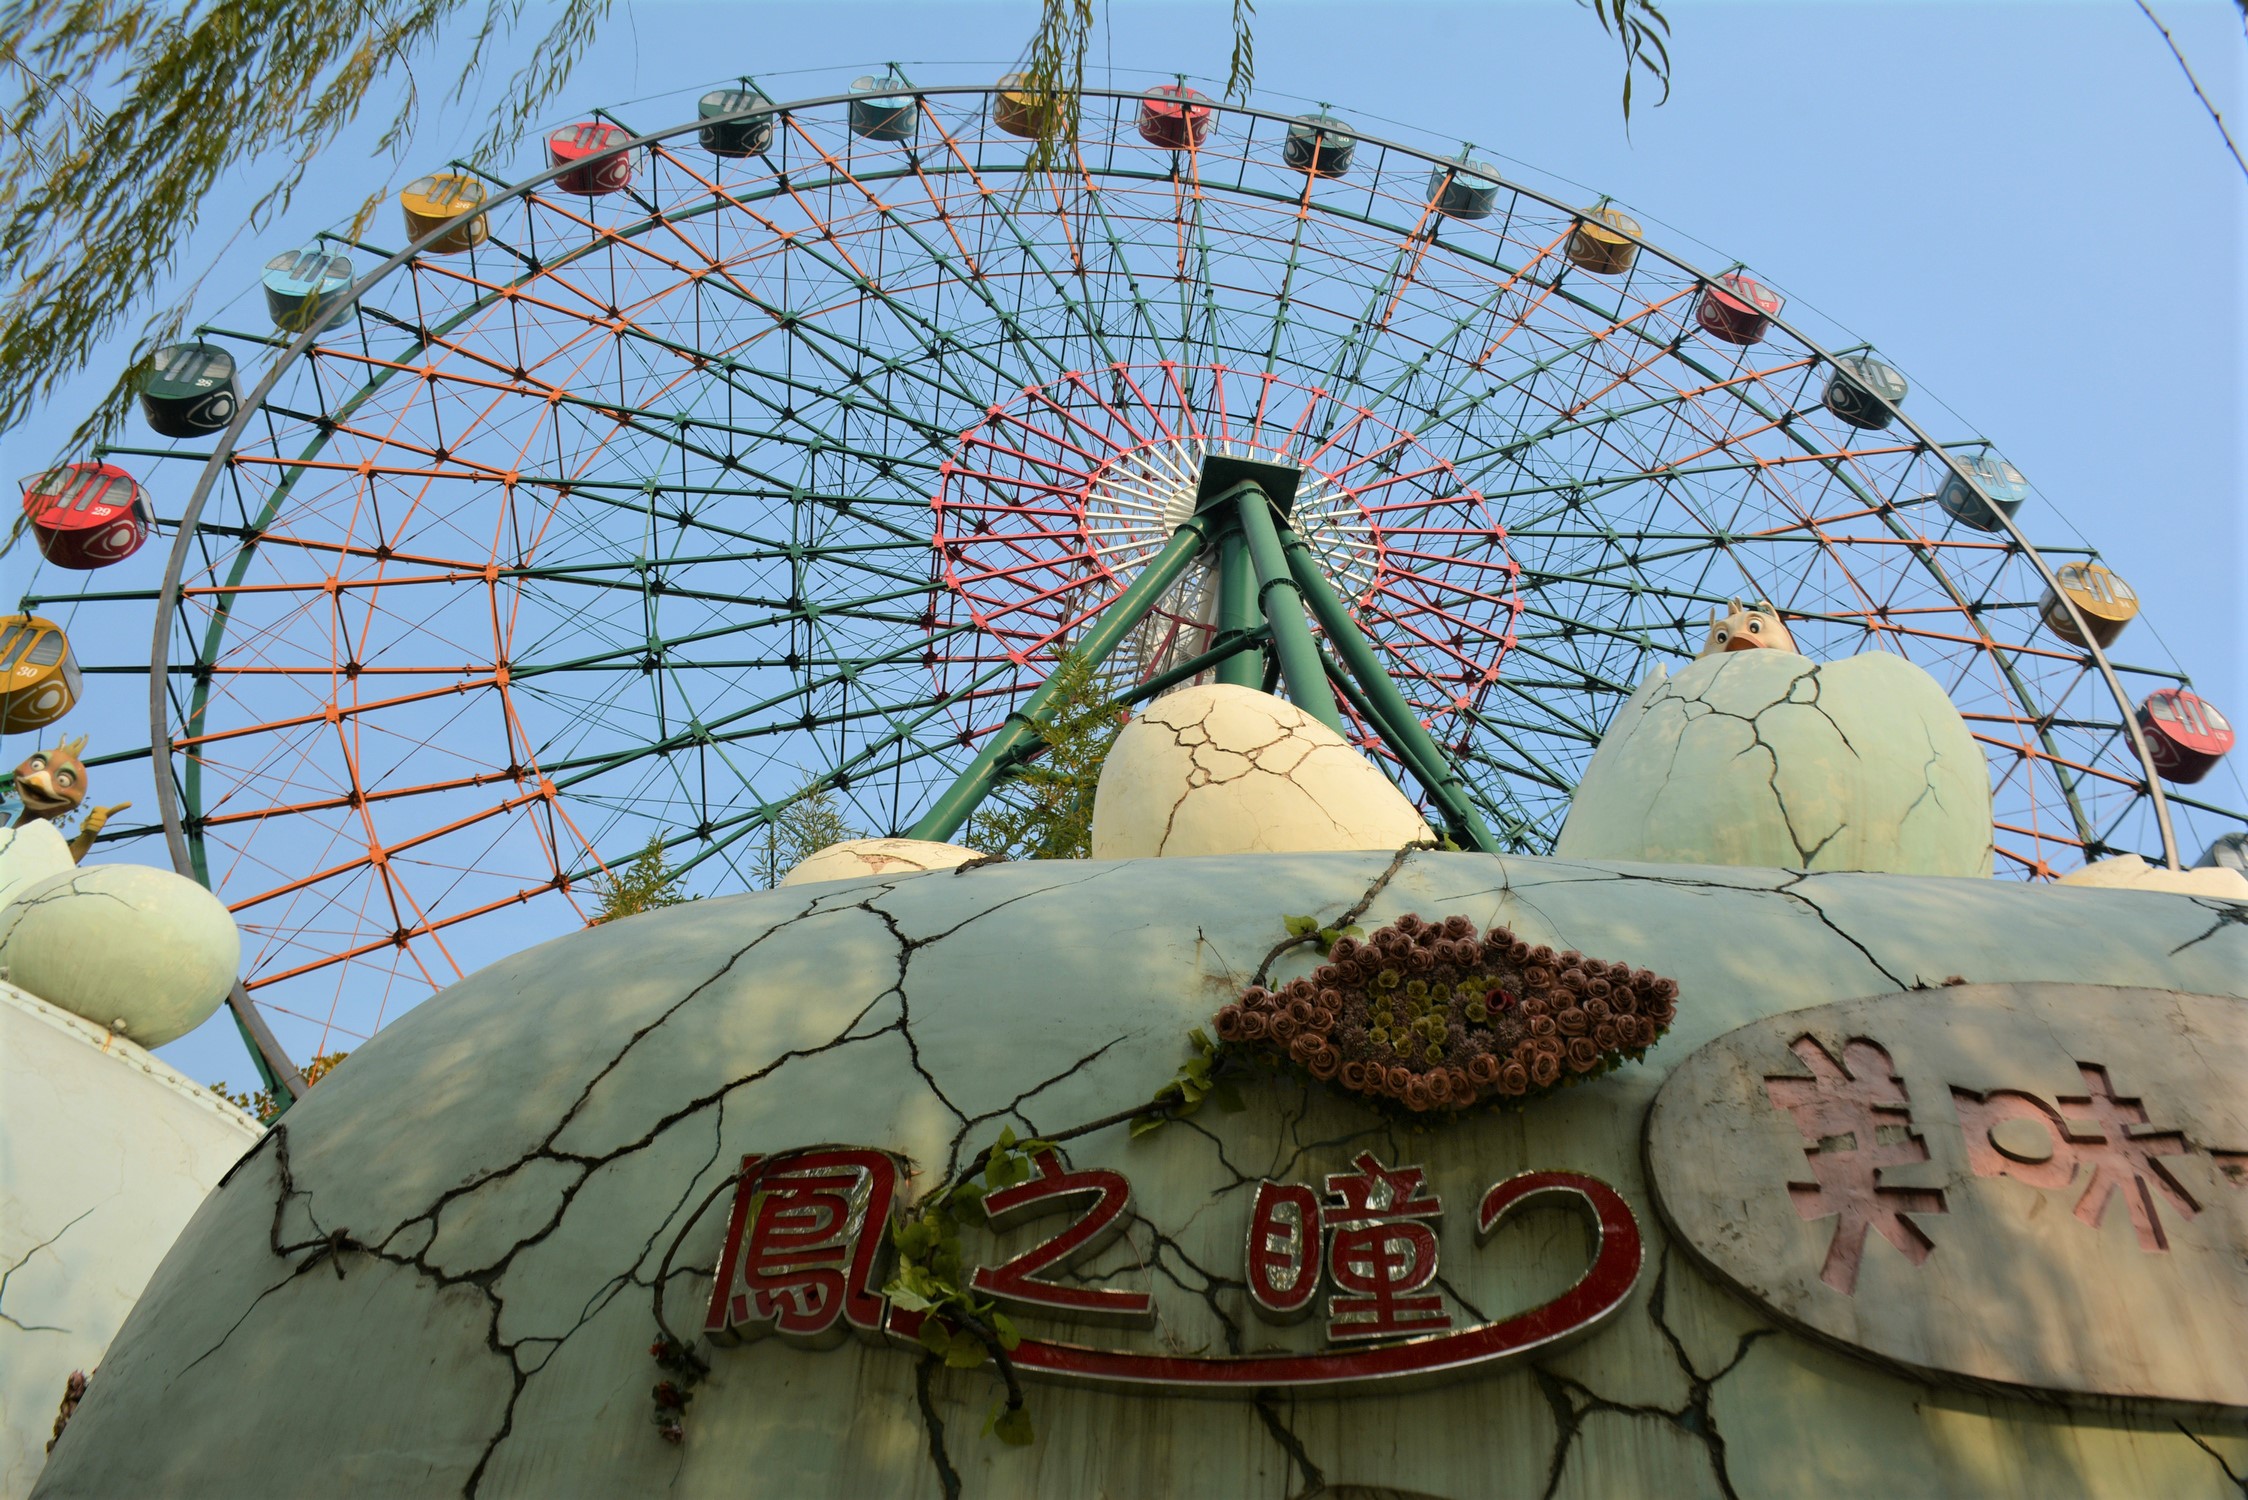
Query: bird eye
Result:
<box><xmin>1714</xmin><ymin>630</ymin><xmax>1727</xmax><ymax>642</ymax></box>
<box><xmin>57</xmin><ymin>770</ymin><xmax>76</xmax><ymax>787</ymax></box>
<box><xmin>1747</xmin><ymin>620</ymin><xmax>1761</xmax><ymax>634</ymax></box>
<box><xmin>27</xmin><ymin>755</ymin><xmax>44</xmax><ymax>770</ymax></box>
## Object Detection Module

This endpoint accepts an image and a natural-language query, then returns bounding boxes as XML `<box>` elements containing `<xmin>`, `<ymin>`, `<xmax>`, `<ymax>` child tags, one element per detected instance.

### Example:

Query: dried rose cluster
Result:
<box><xmin>1214</xmin><ymin>914</ymin><xmax>1679</xmax><ymax>1113</ymax></box>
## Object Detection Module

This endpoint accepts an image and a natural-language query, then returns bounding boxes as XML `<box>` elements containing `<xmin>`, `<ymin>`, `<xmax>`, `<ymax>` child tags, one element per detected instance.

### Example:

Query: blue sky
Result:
<box><xmin>3</xmin><ymin>0</ymin><xmax>2240</xmax><ymax>1092</ymax></box>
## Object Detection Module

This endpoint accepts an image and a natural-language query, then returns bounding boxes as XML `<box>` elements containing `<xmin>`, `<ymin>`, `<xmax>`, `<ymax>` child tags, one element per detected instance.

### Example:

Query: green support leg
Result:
<box><xmin>907</xmin><ymin>516</ymin><xmax>1217</xmax><ymax>843</ymax></box>
<box><xmin>1279</xmin><ymin>529</ymin><xmax>1500</xmax><ymax>852</ymax></box>
<box><xmin>1213</xmin><ymin>530</ymin><xmax>1261</xmax><ymax>689</ymax></box>
<box><xmin>1231</xmin><ymin>485</ymin><xmax>1345</xmax><ymax>734</ymax></box>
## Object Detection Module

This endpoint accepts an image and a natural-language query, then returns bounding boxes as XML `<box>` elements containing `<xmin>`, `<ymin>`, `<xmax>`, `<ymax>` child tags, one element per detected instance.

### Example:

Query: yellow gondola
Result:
<box><xmin>400</xmin><ymin>172</ymin><xmax>490</xmax><ymax>254</ymax></box>
<box><xmin>993</xmin><ymin>73</ymin><xmax>1060</xmax><ymax>140</ymax></box>
<box><xmin>0</xmin><ymin>615</ymin><xmax>82</xmax><ymax>732</ymax></box>
<box><xmin>1567</xmin><ymin>206</ymin><xmax>1641</xmax><ymax>275</ymax></box>
<box><xmin>2038</xmin><ymin>561</ymin><xmax>2138</xmax><ymax>649</ymax></box>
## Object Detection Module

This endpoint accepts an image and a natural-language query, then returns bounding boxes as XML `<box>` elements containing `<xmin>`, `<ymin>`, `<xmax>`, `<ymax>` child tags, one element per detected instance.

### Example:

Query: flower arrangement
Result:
<box><xmin>1213</xmin><ymin>914</ymin><xmax>1678</xmax><ymax>1113</ymax></box>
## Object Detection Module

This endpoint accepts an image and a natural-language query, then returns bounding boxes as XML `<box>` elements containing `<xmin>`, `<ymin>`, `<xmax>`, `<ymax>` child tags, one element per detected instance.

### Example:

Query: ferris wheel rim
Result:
<box><xmin>143</xmin><ymin>76</ymin><xmax>2189</xmax><ymax>1042</ymax></box>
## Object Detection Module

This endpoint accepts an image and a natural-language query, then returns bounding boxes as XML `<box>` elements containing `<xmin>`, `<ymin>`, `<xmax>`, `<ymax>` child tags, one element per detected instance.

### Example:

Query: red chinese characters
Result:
<box><xmin>705</xmin><ymin>1148</ymin><xmax>903</xmax><ymax>1346</ymax></box>
<box><xmin>970</xmin><ymin>1151</ymin><xmax>1152</xmax><ymax>1326</ymax></box>
<box><xmin>1247</xmin><ymin>1154</ymin><xmax>1453</xmax><ymax>1342</ymax></box>
<box><xmin>1954</xmin><ymin>1063</ymin><xmax>2201</xmax><ymax>1252</ymax></box>
<box><xmin>1323</xmin><ymin>1155</ymin><xmax>1451</xmax><ymax>1341</ymax></box>
<box><xmin>701</xmin><ymin>1142</ymin><xmax>1645</xmax><ymax>1392</ymax></box>
<box><xmin>1245</xmin><ymin>1181</ymin><xmax>1322</xmax><ymax>1322</ymax></box>
<box><xmin>1764</xmin><ymin>1036</ymin><xmax>1948</xmax><ymax>1294</ymax></box>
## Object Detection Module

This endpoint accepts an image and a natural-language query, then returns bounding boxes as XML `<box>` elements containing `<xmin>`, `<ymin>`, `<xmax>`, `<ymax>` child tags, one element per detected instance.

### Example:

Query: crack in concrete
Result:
<box><xmin>2176</xmin><ymin>1422</ymin><xmax>2248</xmax><ymax>1497</ymax></box>
<box><xmin>0</xmin><ymin>1201</ymin><xmax>99</xmax><ymax>1334</ymax></box>
<box><xmin>1531</xmin><ymin>1245</ymin><xmax>1773</xmax><ymax>1500</ymax></box>
<box><xmin>2168</xmin><ymin>897</ymin><xmax>2248</xmax><ymax>957</ymax></box>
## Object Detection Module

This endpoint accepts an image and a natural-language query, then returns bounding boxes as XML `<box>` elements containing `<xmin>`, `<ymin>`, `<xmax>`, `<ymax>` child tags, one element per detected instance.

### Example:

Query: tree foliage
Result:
<box><xmin>1</xmin><ymin>0</ymin><xmax>612</xmax><ymax>454</ymax></box>
<box><xmin>753</xmin><ymin>785</ymin><xmax>862</xmax><ymax>888</ymax></box>
<box><xmin>590</xmin><ymin>831</ymin><xmax>692</xmax><ymax>923</ymax></box>
<box><xmin>966</xmin><ymin>650</ymin><xmax>1125</xmax><ymax>862</ymax></box>
<box><xmin>210</xmin><ymin>1049</ymin><xmax>346</xmax><ymax>1124</ymax></box>
<box><xmin>4</xmin><ymin>0</ymin><xmax>1672</xmax><ymax>458</ymax></box>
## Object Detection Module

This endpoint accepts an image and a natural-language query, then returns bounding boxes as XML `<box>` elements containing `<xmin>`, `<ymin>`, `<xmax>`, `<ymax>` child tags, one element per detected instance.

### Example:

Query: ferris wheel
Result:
<box><xmin>17</xmin><ymin>71</ymin><xmax>2238</xmax><ymax>1077</ymax></box>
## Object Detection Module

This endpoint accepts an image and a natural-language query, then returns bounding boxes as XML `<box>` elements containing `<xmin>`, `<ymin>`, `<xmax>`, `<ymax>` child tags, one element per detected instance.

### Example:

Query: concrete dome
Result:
<box><xmin>31</xmin><ymin>852</ymin><xmax>2244</xmax><ymax>1498</ymax></box>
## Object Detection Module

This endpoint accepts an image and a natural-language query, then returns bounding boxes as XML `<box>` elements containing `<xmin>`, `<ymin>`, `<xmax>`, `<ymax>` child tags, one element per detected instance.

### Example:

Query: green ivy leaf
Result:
<box><xmin>918</xmin><ymin>1319</ymin><xmax>954</xmax><ymax>1358</ymax></box>
<box><xmin>1283</xmin><ymin>914</ymin><xmax>1320</xmax><ymax>937</ymax></box>
<box><xmin>886</xmin><ymin>1283</ymin><xmax>936</xmax><ymax>1313</ymax></box>
<box><xmin>945</xmin><ymin>1335</ymin><xmax>988</xmax><ymax>1370</ymax></box>
<box><xmin>991</xmin><ymin>1404</ymin><xmax>1035</xmax><ymax>1446</ymax></box>
<box><xmin>988</xmin><ymin>1311</ymin><xmax>1022</xmax><ymax>1351</ymax></box>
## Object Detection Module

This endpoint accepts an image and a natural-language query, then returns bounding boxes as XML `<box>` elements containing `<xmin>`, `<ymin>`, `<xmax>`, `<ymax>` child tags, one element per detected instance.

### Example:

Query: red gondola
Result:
<box><xmin>2136</xmin><ymin>689</ymin><xmax>2233</xmax><ymax>785</ymax></box>
<box><xmin>20</xmin><ymin>461</ymin><xmax>154</xmax><ymax>570</ymax></box>
<box><xmin>1138</xmin><ymin>85</ymin><xmax>1214</xmax><ymax>149</ymax></box>
<box><xmin>1695</xmin><ymin>273</ymin><xmax>1784</xmax><ymax>346</ymax></box>
<box><xmin>547</xmin><ymin>121</ymin><xmax>634</xmax><ymax>196</ymax></box>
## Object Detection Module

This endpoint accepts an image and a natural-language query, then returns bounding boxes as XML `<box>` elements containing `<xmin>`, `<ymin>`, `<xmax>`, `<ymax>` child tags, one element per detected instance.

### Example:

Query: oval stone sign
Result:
<box><xmin>1645</xmin><ymin>982</ymin><xmax>2246</xmax><ymax>1412</ymax></box>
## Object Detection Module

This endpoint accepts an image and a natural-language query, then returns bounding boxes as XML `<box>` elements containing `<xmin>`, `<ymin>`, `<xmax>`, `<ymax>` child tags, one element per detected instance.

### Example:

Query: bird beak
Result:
<box><xmin>15</xmin><ymin>770</ymin><xmax>63</xmax><ymax>811</ymax></box>
<box><xmin>1723</xmin><ymin>635</ymin><xmax>1762</xmax><ymax>653</ymax></box>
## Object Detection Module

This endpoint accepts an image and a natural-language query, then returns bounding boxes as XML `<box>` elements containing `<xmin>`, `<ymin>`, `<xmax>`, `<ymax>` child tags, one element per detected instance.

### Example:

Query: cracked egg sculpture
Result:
<box><xmin>1556</xmin><ymin>644</ymin><xmax>1995</xmax><ymax>878</ymax></box>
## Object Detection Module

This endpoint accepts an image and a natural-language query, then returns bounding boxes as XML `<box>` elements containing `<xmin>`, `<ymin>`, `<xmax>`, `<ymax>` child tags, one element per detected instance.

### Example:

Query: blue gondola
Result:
<box><xmin>262</xmin><ymin>246</ymin><xmax>354</xmax><ymax>334</ymax></box>
<box><xmin>1427</xmin><ymin>155</ymin><xmax>1500</xmax><ymax>220</ymax></box>
<box><xmin>849</xmin><ymin>75</ymin><xmax>915</xmax><ymax>143</ymax></box>
<box><xmin>1934</xmin><ymin>451</ymin><xmax>2030</xmax><ymax>532</ymax></box>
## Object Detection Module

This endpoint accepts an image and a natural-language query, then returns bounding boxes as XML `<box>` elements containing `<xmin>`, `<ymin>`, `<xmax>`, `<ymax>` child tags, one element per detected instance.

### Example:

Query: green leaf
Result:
<box><xmin>918</xmin><ymin>1319</ymin><xmax>954</xmax><ymax>1357</ymax></box>
<box><xmin>988</xmin><ymin>1311</ymin><xmax>1022</xmax><ymax>1351</ymax></box>
<box><xmin>1128</xmin><ymin>1111</ymin><xmax>1168</xmax><ymax>1138</ymax></box>
<box><xmin>895</xmin><ymin>1219</ymin><xmax>936</xmax><ymax>1258</ymax></box>
<box><xmin>1211</xmin><ymin>1082</ymin><xmax>1246</xmax><ymax>1113</ymax></box>
<box><xmin>995</xmin><ymin>1125</ymin><xmax>1017</xmax><ymax>1151</ymax></box>
<box><xmin>1187</xmin><ymin>1028</ymin><xmax>1212</xmax><ymax>1053</ymax></box>
<box><xmin>886</xmin><ymin>1283</ymin><xmax>936</xmax><ymax>1313</ymax></box>
<box><xmin>1283</xmin><ymin>914</ymin><xmax>1320</xmax><ymax>937</ymax></box>
<box><xmin>992</xmin><ymin>1404</ymin><xmax>1035</xmax><ymax>1446</ymax></box>
<box><xmin>945</xmin><ymin>1335</ymin><xmax>988</xmax><ymax>1369</ymax></box>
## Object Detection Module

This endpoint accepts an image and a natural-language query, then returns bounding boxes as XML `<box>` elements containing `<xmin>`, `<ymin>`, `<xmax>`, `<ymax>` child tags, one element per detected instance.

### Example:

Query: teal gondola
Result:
<box><xmin>700</xmin><ymin>88</ymin><xmax>774</xmax><ymax>158</ymax></box>
<box><xmin>1823</xmin><ymin>354</ymin><xmax>1909</xmax><ymax>431</ymax></box>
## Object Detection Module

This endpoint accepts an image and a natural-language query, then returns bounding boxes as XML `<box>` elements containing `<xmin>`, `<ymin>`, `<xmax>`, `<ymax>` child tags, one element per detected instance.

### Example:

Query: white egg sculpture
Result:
<box><xmin>780</xmin><ymin>837</ymin><xmax>985</xmax><ymax>886</ymax></box>
<box><xmin>0</xmin><ymin>862</ymin><xmax>240</xmax><ymax>1047</ymax></box>
<box><xmin>2056</xmin><ymin>853</ymin><xmax>2248</xmax><ymax>900</ymax></box>
<box><xmin>1090</xmin><ymin>683</ymin><xmax>1433</xmax><ymax>858</ymax></box>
